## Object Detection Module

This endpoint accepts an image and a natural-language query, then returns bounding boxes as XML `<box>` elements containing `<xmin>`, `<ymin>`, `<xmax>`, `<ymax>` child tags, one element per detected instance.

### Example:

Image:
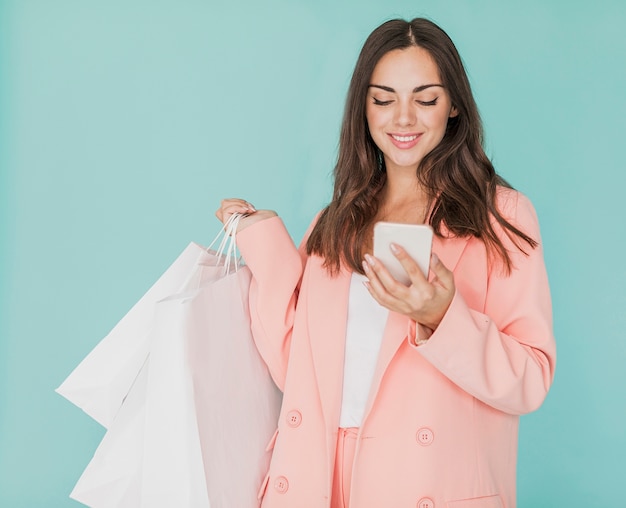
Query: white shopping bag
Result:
<box><xmin>69</xmin><ymin>358</ymin><xmax>149</xmax><ymax>508</ymax></box>
<box><xmin>60</xmin><ymin>215</ymin><xmax>281</xmax><ymax>507</ymax></box>
<box><xmin>67</xmin><ymin>253</ymin><xmax>216</xmax><ymax>508</ymax></box>
<box><xmin>56</xmin><ymin>243</ymin><xmax>206</xmax><ymax>428</ymax></box>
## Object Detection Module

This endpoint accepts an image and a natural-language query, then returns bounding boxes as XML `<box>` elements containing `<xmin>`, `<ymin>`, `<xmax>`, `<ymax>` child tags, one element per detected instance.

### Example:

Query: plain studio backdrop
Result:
<box><xmin>1</xmin><ymin>1</ymin><xmax>625</xmax><ymax>507</ymax></box>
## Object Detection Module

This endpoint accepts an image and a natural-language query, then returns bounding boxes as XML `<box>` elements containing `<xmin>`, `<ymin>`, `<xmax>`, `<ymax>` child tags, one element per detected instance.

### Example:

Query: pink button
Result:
<box><xmin>286</xmin><ymin>410</ymin><xmax>302</xmax><ymax>428</ymax></box>
<box><xmin>417</xmin><ymin>497</ymin><xmax>435</xmax><ymax>508</ymax></box>
<box><xmin>416</xmin><ymin>427</ymin><xmax>434</xmax><ymax>446</ymax></box>
<box><xmin>274</xmin><ymin>476</ymin><xmax>289</xmax><ymax>494</ymax></box>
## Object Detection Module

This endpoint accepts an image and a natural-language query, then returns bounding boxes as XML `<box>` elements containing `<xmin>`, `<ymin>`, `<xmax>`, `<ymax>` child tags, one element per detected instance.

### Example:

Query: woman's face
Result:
<box><xmin>366</xmin><ymin>46</ymin><xmax>457</xmax><ymax>174</ymax></box>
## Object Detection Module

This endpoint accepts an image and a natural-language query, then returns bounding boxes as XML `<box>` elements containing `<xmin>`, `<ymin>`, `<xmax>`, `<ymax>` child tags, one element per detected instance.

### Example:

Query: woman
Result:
<box><xmin>217</xmin><ymin>18</ymin><xmax>555</xmax><ymax>508</ymax></box>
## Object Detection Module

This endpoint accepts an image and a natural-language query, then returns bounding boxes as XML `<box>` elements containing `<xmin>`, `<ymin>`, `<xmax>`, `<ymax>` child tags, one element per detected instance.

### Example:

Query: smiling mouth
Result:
<box><xmin>390</xmin><ymin>134</ymin><xmax>419</xmax><ymax>142</ymax></box>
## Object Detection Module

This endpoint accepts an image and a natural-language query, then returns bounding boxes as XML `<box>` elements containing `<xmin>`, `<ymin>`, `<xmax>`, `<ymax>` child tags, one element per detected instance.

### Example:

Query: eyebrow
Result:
<box><xmin>368</xmin><ymin>84</ymin><xmax>444</xmax><ymax>93</ymax></box>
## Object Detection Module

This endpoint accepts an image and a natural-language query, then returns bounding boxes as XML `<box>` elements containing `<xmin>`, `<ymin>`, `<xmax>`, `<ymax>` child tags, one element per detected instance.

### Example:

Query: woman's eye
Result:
<box><xmin>373</xmin><ymin>98</ymin><xmax>393</xmax><ymax>106</ymax></box>
<box><xmin>417</xmin><ymin>98</ymin><xmax>438</xmax><ymax>106</ymax></box>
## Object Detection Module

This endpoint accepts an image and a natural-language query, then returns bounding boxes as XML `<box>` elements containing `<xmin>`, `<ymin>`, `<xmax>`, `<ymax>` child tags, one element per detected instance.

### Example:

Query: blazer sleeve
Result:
<box><xmin>414</xmin><ymin>191</ymin><xmax>556</xmax><ymax>415</ymax></box>
<box><xmin>236</xmin><ymin>216</ymin><xmax>311</xmax><ymax>391</ymax></box>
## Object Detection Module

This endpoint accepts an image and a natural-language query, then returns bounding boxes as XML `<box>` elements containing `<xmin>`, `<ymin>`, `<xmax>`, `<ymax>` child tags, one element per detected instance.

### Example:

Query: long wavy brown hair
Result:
<box><xmin>306</xmin><ymin>18</ymin><xmax>537</xmax><ymax>275</ymax></box>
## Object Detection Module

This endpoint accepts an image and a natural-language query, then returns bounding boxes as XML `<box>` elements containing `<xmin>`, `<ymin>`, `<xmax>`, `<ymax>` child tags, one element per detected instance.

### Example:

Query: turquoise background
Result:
<box><xmin>1</xmin><ymin>0</ymin><xmax>625</xmax><ymax>506</ymax></box>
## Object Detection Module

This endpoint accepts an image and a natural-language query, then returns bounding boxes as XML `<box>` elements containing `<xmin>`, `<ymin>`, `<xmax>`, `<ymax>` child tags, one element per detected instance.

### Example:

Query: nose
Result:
<box><xmin>394</xmin><ymin>98</ymin><xmax>416</xmax><ymax>127</ymax></box>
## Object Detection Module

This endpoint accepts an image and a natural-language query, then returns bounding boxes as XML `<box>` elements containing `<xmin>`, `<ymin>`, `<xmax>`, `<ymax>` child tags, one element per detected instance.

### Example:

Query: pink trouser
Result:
<box><xmin>331</xmin><ymin>427</ymin><xmax>359</xmax><ymax>508</ymax></box>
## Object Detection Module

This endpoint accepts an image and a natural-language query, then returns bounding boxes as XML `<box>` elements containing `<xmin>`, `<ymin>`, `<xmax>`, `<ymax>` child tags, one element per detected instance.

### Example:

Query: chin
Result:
<box><xmin>389</xmin><ymin>158</ymin><xmax>422</xmax><ymax>171</ymax></box>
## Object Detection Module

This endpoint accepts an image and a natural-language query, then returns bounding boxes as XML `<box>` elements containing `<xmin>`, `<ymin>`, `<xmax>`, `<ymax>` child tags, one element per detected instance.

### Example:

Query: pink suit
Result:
<box><xmin>236</xmin><ymin>188</ymin><xmax>556</xmax><ymax>508</ymax></box>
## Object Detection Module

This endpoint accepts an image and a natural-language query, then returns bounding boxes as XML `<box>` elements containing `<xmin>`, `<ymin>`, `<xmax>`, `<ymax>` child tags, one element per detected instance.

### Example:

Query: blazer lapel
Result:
<box><xmin>431</xmin><ymin>230</ymin><xmax>469</xmax><ymax>276</ymax></box>
<box><xmin>306</xmin><ymin>256</ymin><xmax>351</xmax><ymax>429</ymax></box>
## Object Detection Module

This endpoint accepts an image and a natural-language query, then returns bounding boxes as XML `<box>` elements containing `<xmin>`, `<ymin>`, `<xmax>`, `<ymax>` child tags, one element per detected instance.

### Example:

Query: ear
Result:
<box><xmin>449</xmin><ymin>105</ymin><xmax>459</xmax><ymax>118</ymax></box>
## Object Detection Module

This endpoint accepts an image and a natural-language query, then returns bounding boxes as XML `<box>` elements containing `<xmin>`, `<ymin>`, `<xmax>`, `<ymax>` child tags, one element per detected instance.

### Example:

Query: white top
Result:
<box><xmin>339</xmin><ymin>273</ymin><xmax>389</xmax><ymax>428</ymax></box>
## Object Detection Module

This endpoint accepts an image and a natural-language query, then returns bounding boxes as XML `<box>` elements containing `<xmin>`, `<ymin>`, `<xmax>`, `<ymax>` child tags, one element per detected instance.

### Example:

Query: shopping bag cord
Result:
<box><xmin>206</xmin><ymin>213</ymin><xmax>243</xmax><ymax>274</ymax></box>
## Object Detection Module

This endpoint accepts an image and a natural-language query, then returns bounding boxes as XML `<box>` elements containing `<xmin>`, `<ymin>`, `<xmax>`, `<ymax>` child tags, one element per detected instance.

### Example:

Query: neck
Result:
<box><xmin>379</xmin><ymin>166</ymin><xmax>430</xmax><ymax>224</ymax></box>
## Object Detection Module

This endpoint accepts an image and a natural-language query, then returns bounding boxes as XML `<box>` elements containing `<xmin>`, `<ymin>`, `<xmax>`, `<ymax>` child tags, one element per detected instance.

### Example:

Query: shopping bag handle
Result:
<box><xmin>206</xmin><ymin>213</ymin><xmax>243</xmax><ymax>273</ymax></box>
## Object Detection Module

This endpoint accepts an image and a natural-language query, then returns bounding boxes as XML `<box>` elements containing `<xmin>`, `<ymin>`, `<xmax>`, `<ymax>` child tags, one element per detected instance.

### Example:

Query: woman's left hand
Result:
<box><xmin>362</xmin><ymin>244</ymin><xmax>455</xmax><ymax>331</ymax></box>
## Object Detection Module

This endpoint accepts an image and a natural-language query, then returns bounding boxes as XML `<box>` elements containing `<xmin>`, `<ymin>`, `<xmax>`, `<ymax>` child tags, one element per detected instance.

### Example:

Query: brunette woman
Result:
<box><xmin>217</xmin><ymin>17</ymin><xmax>555</xmax><ymax>508</ymax></box>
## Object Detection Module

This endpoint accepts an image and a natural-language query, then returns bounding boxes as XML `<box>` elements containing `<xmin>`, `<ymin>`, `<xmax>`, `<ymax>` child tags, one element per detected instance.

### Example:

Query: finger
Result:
<box><xmin>363</xmin><ymin>254</ymin><xmax>407</xmax><ymax>300</ymax></box>
<box><xmin>221</xmin><ymin>199</ymin><xmax>257</xmax><ymax>214</ymax></box>
<box><xmin>216</xmin><ymin>206</ymin><xmax>248</xmax><ymax>223</ymax></box>
<box><xmin>363</xmin><ymin>258</ymin><xmax>418</xmax><ymax>316</ymax></box>
<box><xmin>362</xmin><ymin>265</ymin><xmax>399</xmax><ymax>311</ymax></box>
<box><xmin>222</xmin><ymin>198</ymin><xmax>256</xmax><ymax>210</ymax></box>
<box><xmin>362</xmin><ymin>278</ymin><xmax>383</xmax><ymax>306</ymax></box>
<box><xmin>389</xmin><ymin>242</ymin><xmax>429</xmax><ymax>285</ymax></box>
<box><xmin>223</xmin><ymin>203</ymin><xmax>255</xmax><ymax>216</ymax></box>
<box><xmin>429</xmin><ymin>253</ymin><xmax>454</xmax><ymax>288</ymax></box>
<box><xmin>362</xmin><ymin>258</ymin><xmax>388</xmax><ymax>300</ymax></box>
<box><xmin>215</xmin><ymin>199</ymin><xmax>256</xmax><ymax>223</ymax></box>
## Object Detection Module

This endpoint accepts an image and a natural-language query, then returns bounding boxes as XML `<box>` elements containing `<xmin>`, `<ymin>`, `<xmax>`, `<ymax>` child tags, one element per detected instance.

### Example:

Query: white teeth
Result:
<box><xmin>392</xmin><ymin>134</ymin><xmax>417</xmax><ymax>142</ymax></box>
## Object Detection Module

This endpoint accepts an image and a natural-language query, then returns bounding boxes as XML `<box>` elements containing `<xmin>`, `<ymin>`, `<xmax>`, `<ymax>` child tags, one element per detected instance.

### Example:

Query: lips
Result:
<box><xmin>391</xmin><ymin>134</ymin><xmax>418</xmax><ymax>142</ymax></box>
<box><xmin>388</xmin><ymin>132</ymin><xmax>421</xmax><ymax>148</ymax></box>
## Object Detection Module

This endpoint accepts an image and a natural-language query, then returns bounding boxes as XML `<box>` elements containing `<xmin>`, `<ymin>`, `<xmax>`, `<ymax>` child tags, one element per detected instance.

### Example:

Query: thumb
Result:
<box><xmin>430</xmin><ymin>253</ymin><xmax>454</xmax><ymax>287</ymax></box>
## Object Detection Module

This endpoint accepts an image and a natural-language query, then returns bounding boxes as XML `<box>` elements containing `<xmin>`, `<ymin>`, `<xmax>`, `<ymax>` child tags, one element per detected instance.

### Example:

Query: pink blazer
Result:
<box><xmin>236</xmin><ymin>188</ymin><xmax>556</xmax><ymax>508</ymax></box>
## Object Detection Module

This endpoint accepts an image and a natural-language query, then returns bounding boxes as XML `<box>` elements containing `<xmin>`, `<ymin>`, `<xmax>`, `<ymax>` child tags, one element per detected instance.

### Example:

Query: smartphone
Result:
<box><xmin>373</xmin><ymin>222</ymin><xmax>433</xmax><ymax>285</ymax></box>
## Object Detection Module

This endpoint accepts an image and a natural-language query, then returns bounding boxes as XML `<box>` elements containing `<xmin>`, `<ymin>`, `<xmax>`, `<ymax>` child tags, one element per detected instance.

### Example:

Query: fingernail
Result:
<box><xmin>362</xmin><ymin>260</ymin><xmax>370</xmax><ymax>272</ymax></box>
<box><xmin>390</xmin><ymin>242</ymin><xmax>400</xmax><ymax>254</ymax></box>
<box><xmin>432</xmin><ymin>253</ymin><xmax>439</xmax><ymax>264</ymax></box>
<box><xmin>364</xmin><ymin>254</ymin><xmax>375</xmax><ymax>267</ymax></box>
<box><xmin>248</xmin><ymin>205</ymin><xmax>257</xmax><ymax>212</ymax></box>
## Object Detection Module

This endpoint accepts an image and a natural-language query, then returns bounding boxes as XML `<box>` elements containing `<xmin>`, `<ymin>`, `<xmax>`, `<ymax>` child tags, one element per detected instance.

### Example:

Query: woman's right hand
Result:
<box><xmin>215</xmin><ymin>198</ymin><xmax>277</xmax><ymax>232</ymax></box>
